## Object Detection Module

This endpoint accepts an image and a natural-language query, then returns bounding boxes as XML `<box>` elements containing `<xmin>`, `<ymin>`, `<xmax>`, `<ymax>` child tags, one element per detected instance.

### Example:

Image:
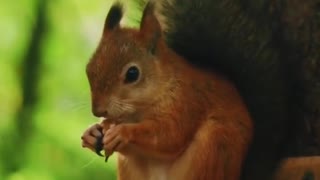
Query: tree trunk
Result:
<box><xmin>281</xmin><ymin>0</ymin><xmax>320</xmax><ymax>155</ymax></box>
<box><xmin>2</xmin><ymin>0</ymin><xmax>47</xmax><ymax>176</ymax></box>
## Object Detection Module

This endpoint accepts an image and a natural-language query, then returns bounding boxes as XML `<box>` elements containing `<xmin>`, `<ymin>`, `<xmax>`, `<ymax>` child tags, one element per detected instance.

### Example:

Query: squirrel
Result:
<box><xmin>81</xmin><ymin>0</ymin><xmax>301</xmax><ymax>180</ymax></box>
<box><xmin>81</xmin><ymin>2</ymin><xmax>253</xmax><ymax>180</ymax></box>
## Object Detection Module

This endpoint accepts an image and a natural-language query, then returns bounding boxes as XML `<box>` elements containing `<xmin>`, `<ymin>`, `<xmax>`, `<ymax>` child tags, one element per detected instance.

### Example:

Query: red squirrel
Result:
<box><xmin>81</xmin><ymin>2</ymin><xmax>252</xmax><ymax>180</ymax></box>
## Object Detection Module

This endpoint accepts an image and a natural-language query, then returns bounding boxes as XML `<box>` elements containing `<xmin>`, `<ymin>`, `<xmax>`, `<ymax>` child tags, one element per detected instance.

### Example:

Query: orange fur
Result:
<box><xmin>83</xmin><ymin>3</ymin><xmax>253</xmax><ymax>180</ymax></box>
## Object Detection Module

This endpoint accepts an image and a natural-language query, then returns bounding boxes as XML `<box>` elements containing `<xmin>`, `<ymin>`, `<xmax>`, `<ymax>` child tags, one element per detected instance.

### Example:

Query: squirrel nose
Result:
<box><xmin>92</xmin><ymin>107</ymin><xmax>108</xmax><ymax>118</ymax></box>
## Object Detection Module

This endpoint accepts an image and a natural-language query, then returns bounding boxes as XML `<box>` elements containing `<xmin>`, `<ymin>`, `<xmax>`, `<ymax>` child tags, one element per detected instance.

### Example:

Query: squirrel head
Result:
<box><xmin>86</xmin><ymin>2</ymin><xmax>170</xmax><ymax>122</ymax></box>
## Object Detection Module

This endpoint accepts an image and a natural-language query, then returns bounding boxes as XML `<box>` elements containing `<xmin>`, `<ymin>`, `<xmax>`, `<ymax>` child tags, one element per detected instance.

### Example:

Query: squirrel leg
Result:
<box><xmin>178</xmin><ymin>120</ymin><xmax>250</xmax><ymax>180</ymax></box>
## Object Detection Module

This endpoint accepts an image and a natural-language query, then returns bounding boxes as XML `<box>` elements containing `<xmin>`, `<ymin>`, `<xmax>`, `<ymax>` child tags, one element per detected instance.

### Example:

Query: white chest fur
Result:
<box><xmin>147</xmin><ymin>162</ymin><xmax>169</xmax><ymax>180</ymax></box>
<box><xmin>117</xmin><ymin>154</ymin><xmax>170</xmax><ymax>180</ymax></box>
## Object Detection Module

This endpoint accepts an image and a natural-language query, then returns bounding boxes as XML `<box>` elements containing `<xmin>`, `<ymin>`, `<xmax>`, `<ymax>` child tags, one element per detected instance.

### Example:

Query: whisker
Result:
<box><xmin>70</xmin><ymin>104</ymin><xmax>90</xmax><ymax>112</ymax></box>
<box><xmin>108</xmin><ymin>97</ymin><xmax>137</xmax><ymax>117</ymax></box>
<box><xmin>80</xmin><ymin>157</ymin><xmax>99</xmax><ymax>169</ymax></box>
<box><xmin>122</xmin><ymin>103</ymin><xmax>135</xmax><ymax>112</ymax></box>
<box><xmin>62</xmin><ymin>100</ymin><xmax>90</xmax><ymax>112</ymax></box>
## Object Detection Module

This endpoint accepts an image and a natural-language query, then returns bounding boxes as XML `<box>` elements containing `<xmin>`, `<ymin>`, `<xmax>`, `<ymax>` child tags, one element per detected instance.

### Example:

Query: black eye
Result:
<box><xmin>124</xmin><ymin>66</ymin><xmax>140</xmax><ymax>83</ymax></box>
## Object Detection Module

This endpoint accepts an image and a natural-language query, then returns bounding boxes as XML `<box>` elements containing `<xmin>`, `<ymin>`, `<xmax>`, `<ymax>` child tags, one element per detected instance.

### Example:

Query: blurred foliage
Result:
<box><xmin>0</xmin><ymin>0</ymin><xmax>141</xmax><ymax>179</ymax></box>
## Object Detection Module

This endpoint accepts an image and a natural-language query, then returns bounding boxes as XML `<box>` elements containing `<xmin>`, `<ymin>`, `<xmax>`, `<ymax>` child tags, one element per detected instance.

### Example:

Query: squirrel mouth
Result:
<box><xmin>99</xmin><ymin>116</ymin><xmax>123</xmax><ymax>124</ymax></box>
<box><xmin>99</xmin><ymin>117</ymin><xmax>108</xmax><ymax>122</ymax></box>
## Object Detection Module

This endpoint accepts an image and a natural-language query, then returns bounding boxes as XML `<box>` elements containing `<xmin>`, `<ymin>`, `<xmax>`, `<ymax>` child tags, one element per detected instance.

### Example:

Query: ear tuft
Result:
<box><xmin>140</xmin><ymin>2</ymin><xmax>157</xmax><ymax>30</ymax></box>
<box><xmin>140</xmin><ymin>2</ymin><xmax>161</xmax><ymax>55</ymax></box>
<box><xmin>104</xmin><ymin>2</ymin><xmax>123</xmax><ymax>31</ymax></box>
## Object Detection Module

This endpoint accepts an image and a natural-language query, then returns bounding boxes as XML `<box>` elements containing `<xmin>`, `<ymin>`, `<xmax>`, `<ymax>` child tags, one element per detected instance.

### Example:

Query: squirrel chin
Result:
<box><xmin>99</xmin><ymin>117</ymin><xmax>124</xmax><ymax>125</ymax></box>
<box><xmin>99</xmin><ymin>117</ymin><xmax>107</xmax><ymax>121</ymax></box>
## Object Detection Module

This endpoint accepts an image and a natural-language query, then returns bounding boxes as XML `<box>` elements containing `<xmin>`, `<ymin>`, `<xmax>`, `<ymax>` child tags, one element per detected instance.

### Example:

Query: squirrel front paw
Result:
<box><xmin>81</xmin><ymin>123</ymin><xmax>104</xmax><ymax>156</ymax></box>
<box><xmin>103</xmin><ymin>124</ymin><xmax>131</xmax><ymax>160</ymax></box>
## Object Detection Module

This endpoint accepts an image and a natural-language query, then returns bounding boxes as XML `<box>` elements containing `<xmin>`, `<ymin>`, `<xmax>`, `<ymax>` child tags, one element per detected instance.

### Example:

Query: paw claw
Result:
<box><xmin>95</xmin><ymin>135</ymin><xmax>104</xmax><ymax>156</ymax></box>
<box><xmin>105</xmin><ymin>155</ymin><xmax>110</xmax><ymax>162</ymax></box>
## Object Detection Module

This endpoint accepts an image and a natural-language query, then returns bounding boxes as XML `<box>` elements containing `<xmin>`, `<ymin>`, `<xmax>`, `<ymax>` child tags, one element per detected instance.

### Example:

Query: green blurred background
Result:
<box><xmin>0</xmin><ymin>0</ymin><xmax>140</xmax><ymax>179</ymax></box>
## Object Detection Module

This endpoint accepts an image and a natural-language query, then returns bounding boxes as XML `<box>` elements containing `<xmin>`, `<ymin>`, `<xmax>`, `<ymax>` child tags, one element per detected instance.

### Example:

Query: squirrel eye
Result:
<box><xmin>124</xmin><ymin>66</ymin><xmax>140</xmax><ymax>83</ymax></box>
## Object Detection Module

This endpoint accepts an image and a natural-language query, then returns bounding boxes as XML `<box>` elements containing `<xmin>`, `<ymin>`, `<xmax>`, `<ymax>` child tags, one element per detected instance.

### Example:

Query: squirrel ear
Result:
<box><xmin>140</xmin><ymin>2</ymin><xmax>161</xmax><ymax>55</ymax></box>
<box><xmin>103</xmin><ymin>3</ymin><xmax>123</xmax><ymax>34</ymax></box>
